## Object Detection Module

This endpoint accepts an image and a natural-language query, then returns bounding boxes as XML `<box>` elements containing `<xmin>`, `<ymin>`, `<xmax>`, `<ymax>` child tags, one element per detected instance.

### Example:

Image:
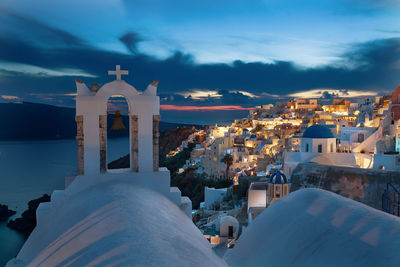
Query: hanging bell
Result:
<box><xmin>111</xmin><ymin>110</ymin><xmax>126</xmax><ymax>131</ymax></box>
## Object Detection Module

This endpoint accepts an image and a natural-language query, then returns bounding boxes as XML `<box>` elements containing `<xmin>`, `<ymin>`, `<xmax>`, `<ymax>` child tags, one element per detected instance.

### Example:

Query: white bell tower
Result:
<box><xmin>75</xmin><ymin>65</ymin><xmax>160</xmax><ymax>174</ymax></box>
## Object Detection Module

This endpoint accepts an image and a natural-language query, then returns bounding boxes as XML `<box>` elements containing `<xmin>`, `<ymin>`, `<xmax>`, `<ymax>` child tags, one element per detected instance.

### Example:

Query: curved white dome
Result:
<box><xmin>303</xmin><ymin>124</ymin><xmax>334</xmax><ymax>139</ymax></box>
<box><xmin>219</xmin><ymin>215</ymin><xmax>239</xmax><ymax>236</ymax></box>
<box><xmin>225</xmin><ymin>188</ymin><xmax>400</xmax><ymax>267</ymax></box>
<box><xmin>8</xmin><ymin>183</ymin><xmax>225</xmax><ymax>266</ymax></box>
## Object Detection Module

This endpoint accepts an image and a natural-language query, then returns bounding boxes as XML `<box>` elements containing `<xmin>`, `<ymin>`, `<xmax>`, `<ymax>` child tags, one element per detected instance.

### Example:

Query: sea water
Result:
<box><xmin>0</xmin><ymin>137</ymin><xmax>129</xmax><ymax>265</ymax></box>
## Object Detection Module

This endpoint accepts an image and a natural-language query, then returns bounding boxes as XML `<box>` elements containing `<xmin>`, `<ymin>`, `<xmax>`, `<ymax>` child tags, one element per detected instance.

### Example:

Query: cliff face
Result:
<box><xmin>159</xmin><ymin>126</ymin><xmax>197</xmax><ymax>156</ymax></box>
<box><xmin>290</xmin><ymin>162</ymin><xmax>400</xmax><ymax>210</ymax></box>
<box><xmin>108</xmin><ymin>126</ymin><xmax>198</xmax><ymax>169</ymax></box>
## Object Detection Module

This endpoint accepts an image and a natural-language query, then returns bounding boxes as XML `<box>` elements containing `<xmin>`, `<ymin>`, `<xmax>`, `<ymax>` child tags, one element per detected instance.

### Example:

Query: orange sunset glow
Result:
<box><xmin>160</xmin><ymin>105</ymin><xmax>253</xmax><ymax>111</ymax></box>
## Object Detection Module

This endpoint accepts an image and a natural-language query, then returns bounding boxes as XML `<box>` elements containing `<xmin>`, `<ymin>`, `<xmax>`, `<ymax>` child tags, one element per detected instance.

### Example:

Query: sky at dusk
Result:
<box><xmin>0</xmin><ymin>0</ymin><xmax>400</xmax><ymax>124</ymax></box>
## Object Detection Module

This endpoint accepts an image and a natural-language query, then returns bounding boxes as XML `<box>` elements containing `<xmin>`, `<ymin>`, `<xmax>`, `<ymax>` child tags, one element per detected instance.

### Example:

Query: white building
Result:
<box><xmin>247</xmin><ymin>182</ymin><xmax>268</xmax><ymax>212</ymax></box>
<box><xmin>284</xmin><ymin>124</ymin><xmax>359</xmax><ymax>177</ymax></box>
<box><xmin>201</xmin><ymin>136</ymin><xmax>234</xmax><ymax>179</ymax></box>
<box><xmin>247</xmin><ymin>171</ymin><xmax>290</xmax><ymax>224</ymax></box>
<box><xmin>266</xmin><ymin>171</ymin><xmax>290</xmax><ymax>205</ymax></box>
<box><xmin>339</xmin><ymin>126</ymin><xmax>376</xmax><ymax>152</ymax></box>
<box><xmin>247</xmin><ymin>182</ymin><xmax>268</xmax><ymax>224</ymax></box>
<box><xmin>301</xmin><ymin>124</ymin><xmax>337</xmax><ymax>154</ymax></box>
<box><xmin>204</xmin><ymin>187</ymin><xmax>228</xmax><ymax>209</ymax></box>
<box><xmin>203</xmin><ymin>215</ymin><xmax>240</xmax><ymax>245</ymax></box>
<box><xmin>219</xmin><ymin>216</ymin><xmax>240</xmax><ymax>239</ymax></box>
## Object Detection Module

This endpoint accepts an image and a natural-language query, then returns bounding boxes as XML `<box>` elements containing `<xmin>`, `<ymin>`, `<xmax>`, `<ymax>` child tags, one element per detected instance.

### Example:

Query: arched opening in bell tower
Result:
<box><xmin>105</xmin><ymin>95</ymin><xmax>130</xmax><ymax>170</ymax></box>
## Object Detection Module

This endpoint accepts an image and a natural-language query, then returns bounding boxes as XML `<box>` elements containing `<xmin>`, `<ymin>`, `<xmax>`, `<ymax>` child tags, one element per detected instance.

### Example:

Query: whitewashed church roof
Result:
<box><xmin>7</xmin><ymin>183</ymin><xmax>226</xmax><ymax>267</ymax></box>
<box><xmin>225</xmin><ymin>188</ymin><xmax>400</xmax><ymax>267</ymax></box>
<box><xmin>303</xmin><ymin>124</ymin><xmax>334</xmax><ymax>139</ymax></box>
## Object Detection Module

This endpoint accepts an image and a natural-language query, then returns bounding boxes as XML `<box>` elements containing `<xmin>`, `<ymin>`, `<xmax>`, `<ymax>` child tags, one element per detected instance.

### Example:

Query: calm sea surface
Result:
<box><xmin>0</xmin><ymin>138</ymin><xmax>129</xmax><ymax>266</ymax></box>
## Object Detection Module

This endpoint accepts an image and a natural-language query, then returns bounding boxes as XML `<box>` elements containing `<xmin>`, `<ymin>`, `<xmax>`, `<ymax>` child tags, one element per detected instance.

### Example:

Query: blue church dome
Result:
<box><xmin>303</xmin><ymin>124</ymin><xmax>334</xmax><ymax>139</ymax></box>
<box><xmin>269</xmin><ymin>171</ymin><xmax>288</xmax><ymax>184</ymax></box>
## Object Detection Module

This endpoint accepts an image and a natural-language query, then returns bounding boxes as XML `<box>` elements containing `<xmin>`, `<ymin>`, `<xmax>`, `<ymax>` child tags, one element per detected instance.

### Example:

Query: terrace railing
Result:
<box><xmin>382</xmin><ymin>183</ymin><xmax>400</xmax><ymax>216</ymax></box>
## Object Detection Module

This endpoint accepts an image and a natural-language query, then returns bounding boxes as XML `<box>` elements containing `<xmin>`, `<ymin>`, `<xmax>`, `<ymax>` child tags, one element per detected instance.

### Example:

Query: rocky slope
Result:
<box><xmin>0</xmin><ymin>204</ymin><xmax>16</xmax><ymax>221</ymax></box>
<box><xmin>291</xmin><ymin>162</ymin><xmax>400</xmax><ymax>210</ymax></box>
<box><xmin>108</xmin><ymin>125</ymin><xmax>199</xmax><ymax>169</ymax></box>
<box><xmin>7</xmin><ymin>194</ymin><xmax>51</xmax><ymax>237</ymax></box>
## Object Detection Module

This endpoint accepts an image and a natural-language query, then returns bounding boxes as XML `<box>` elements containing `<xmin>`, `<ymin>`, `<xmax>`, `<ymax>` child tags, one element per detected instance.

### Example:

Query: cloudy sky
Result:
<box><xmin>0</xmin><ymin>0</ymin><xmax>399</xmax><ymax>124</ymax></box>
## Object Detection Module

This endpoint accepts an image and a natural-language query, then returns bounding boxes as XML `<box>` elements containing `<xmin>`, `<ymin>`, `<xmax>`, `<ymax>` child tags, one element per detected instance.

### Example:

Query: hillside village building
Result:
<box><xmin>247</xmin><ymin>171</ymin><xmax>290</xmax><ymax>223</ymax></box>
<box><xmin>322</xmin><ymin>98</ymin><xmax>352</xmax><ymax>115</ymax></box>
<box><xmin>204</xmin><ymin>187</ymin><xmax>228</xmax><ymax>209</ymax></box>
<box><xmin>339</xmin><ymin>126</ymin><xmax>376</xmax><ymax>152</ymax></box>
<box><xmin>284</xmin><ymin>124</ymin><xmax>359</xmax><ymax>177</ymax></box>
<box><xmin>266</xmin><ymin>171</ymin><xmax>290</xmax><ymax>205</ymax></box>
<box><xmin>288</xmin><ymin>99</ymin><xmax>319</xmax><ymax>111</ymax></box>
<box><xmin>372</xmin><ymin>116</ymin><xmax>400</xmax><ymax>171</ymax></box>
<box><xmin>301</xmin><ymin>124</ymin><xmax>337</xmax><ymax>154</ymax></box>
<box><xmin>201</xmin><ymin>136</ymin><xmax>234</xmax><ymax>179</ymax></box>
<box><xmin>167</xmin><ymin>85</ymin><xmax>400</xmax><ymax>183</ymax></box>
<box><xmin>391</xmin><ymin>85</ymin><xmax>400</xmax><ymax>120</ymax></box>
<box><xmin>252</xmin><ymin>118</ymin><xmax>301</xmax><ymax>130</ymax></box>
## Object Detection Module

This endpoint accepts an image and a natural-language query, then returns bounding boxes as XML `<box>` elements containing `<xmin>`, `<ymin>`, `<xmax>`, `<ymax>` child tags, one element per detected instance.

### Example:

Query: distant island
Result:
<box><xmin>0</xmin><ymin>102</ymin><xmax>204</xmax><ymax>140</ymax></box>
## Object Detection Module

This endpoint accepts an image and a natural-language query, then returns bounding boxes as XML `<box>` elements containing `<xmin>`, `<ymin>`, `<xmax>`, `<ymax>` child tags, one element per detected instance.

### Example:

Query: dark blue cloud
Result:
<box><xmin>119</xmin><ymin>32</ymin><xmax>143</xmax><ymax>54</ymax></box>
<box><xmin>0</xmin><ymin>8</ymin><xmax>399</xmax><ymax>111</ymax></box>
<box><xmin>0</xmin><ymin>6</ymin><xmax>85</xmax><ymax>48</ymax></box>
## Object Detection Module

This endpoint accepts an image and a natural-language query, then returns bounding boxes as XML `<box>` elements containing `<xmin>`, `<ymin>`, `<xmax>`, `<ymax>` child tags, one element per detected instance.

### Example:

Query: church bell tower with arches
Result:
<box><xmin>75</xmin><ymin>65</ymin><xmax>160</xmax><ymax>175</ymax></box>
<box><xmin>71</xmin><ymin>65</ymin><xmax>191</xmax><ymax>216</ymax></box>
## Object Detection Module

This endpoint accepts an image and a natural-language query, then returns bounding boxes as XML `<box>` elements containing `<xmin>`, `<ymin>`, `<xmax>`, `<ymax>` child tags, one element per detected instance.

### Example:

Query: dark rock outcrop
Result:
<box><xmin>7</xmin><ymin>194</ymin><xmax>51</xmax><ymax>237</ymax></box>
<box><xmin>159</xmin><ymin>126</ymin><xmax>198</xmax><ymax>156</ymax></box>
<box><xmin>0</xmin><ymin>204</ymin><xmax>16</xmax><ymax>221</ymax></box>
<box><xmin>290</xmin><ymin>162</ymin><xmax>400</xmax><ymax>210</ymax></box>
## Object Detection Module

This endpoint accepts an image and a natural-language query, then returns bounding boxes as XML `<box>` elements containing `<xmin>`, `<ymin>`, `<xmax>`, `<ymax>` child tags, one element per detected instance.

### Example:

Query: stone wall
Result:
<box><xmin>99</xmin><ymin>115</ymin><xmax>107</xmax><ymax>173</ymax></box>
<box><xmin>75</xmin><ymin>115</ymin><xmax>84</xmax><ymax>174</ymax></box>
<box><xmin>290</xmin><ymin>162</ymin><xmax>400</xmax><ymax>210</ymax></box>
<box><xmin>153</xmin><ymin>115</ymin><xmax>160</xmax><ymax>171</ymax></box>
<box><xmin>130</xmin><ymin>115</ymin><xmax>138</xmax><ymax>172</ymax></box>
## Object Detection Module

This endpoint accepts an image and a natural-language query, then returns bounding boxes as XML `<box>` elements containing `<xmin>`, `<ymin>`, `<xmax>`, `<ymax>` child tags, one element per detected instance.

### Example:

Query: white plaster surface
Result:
<box><xmin>284</xmin><ymin>150</ymin><xmax>359</xmax><ymax>178</ymax></box>
<box><xmin>219</xmin><ymin>216</ymin><xmax>239</xmax><ymax>237</ymax></box>
<box><xmin>301</xmin><ymin>137</ymin><xmax>336</xmax><ymax>154</ymax></box>
<box><xmin>373</xmin><ymin>154</ymin><xmax>400</xmax><ymax>171</ymax></box>
<box><xmin>204</xmin><ymin>187</ymin><xmax>228</xmax><ymax>209</ymax></box>
<box><xmin>247</xmin><ymin>188</ymin><xmax>266</xmax><ymax>212</ymax></box>
<box><xmin>225</xmin><ymin>188</ymin><xmax>400</xmax><ymax>267</ymax></box>
<box><xmin>7</xmin><ymin>182</ymin><xmax>225</xmax><ymax>267</ymax></box>
<box><xmin>353</xmin><ymin>126</ymin><xmax>382</xmax><ymax>153</ymax></box>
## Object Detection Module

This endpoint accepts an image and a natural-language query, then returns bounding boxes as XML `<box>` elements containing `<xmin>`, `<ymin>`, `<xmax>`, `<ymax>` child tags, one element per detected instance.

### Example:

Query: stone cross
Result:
<box><xmin>108</xmin><ymin>65</ymin><xmax>129</xmax><ymax>80</ymax></box>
